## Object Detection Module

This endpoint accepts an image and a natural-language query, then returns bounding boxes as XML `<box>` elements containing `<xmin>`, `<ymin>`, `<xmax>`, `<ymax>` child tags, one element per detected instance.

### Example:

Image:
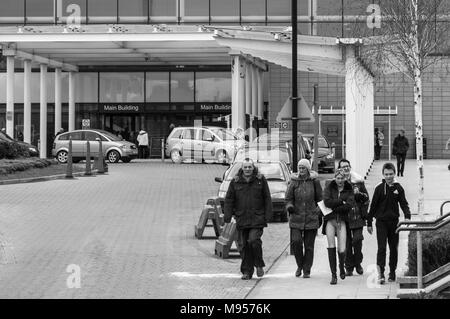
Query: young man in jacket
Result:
<box><xmin>392</xmin><ymin>129</ymin><xmax>409</xmax><ymax>177</ymax></box>
<box><xmin>367</xmin><ymin>162</ymin><xmax>411</xmax><ymax>284</ymax></box>
<box><xmin>224</xmin><ymin>158</ymin><xmax>273</xmax><ymax>280</ymax></box>
<box><xmin>338</xmin><ymin>159</ymin><xmax>370</xmax><ymax>277</ymax></box>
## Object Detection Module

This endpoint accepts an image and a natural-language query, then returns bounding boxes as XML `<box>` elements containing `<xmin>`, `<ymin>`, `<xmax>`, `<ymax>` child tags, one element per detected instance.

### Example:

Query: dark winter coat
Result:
<box><xmin>321</xmin><ymin>179</ymin><xmax>355</xmax><ymax>234</ymax></box>
<box><xmin>224</xmin><ymin>167</ymin><xmax>273</xmax><ymax>230</ymax></box>
<box><xmin>367</xmin><ymin>179</ymin><xmax>411</xmax><ymax>227</ymax></box>
<box><xmin>347</xmin><ymin>172</ymin><xmax>370</xmax><ymax>229</ymax></box>
<box><xmin>393</xmin><ymin>135</ymin><xmax>409</xmax><ymax>155</ymax></box>
<box><xmin>285</xmin><ymin>171</ymin><xmax>322</xmax><ymax>230</ymax></box>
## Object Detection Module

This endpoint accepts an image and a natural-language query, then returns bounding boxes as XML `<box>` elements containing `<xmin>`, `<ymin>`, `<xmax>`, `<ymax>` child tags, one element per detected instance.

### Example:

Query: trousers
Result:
<box><xmin>237</xmin><ymin>228</ymin><xmax>265</xmax><ymax>276</ymax></box>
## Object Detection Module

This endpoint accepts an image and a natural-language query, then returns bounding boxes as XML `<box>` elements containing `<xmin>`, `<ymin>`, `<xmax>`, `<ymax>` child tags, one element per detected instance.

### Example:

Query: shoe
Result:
<box><xmin>241</xmin><ymin>274</ymin><xmax>252</xmax><ymax>280</ymax></box>
<box><xmin>256</xmin><ymin>267</ymin><xmax>264</xmax><ymax>278</ymax></box>
<box><xmin>338</xmin><ymin>252</ymin><xmax>346</xmax><ymax>280</ymax></box>
<box><xmin>378</xmin><ymin>273</ymin><xmax>385</xmax><ymax>285</ymax></box>
<box><xmin>388</xmin><ymin>273</ymin><xmax>396</xmax><ymax>282</ymax></box>
<box><xmin>295</xmin><ymin>268</ymin><xmax>302</xmax><ymax>277</ymax></box>
<box><xmin>401</xmin><ymin>173</ymin><xmax>404</xmax><ymax>177</ymax></box>
<box><xmin>330</xmin><ymin>274</ymin><xmax>337</xmax><ymax>285</ymax></box>
<box><xmin>345</xmin><ymin>269</ymin><xmax>353</xmax><ymax>276</ymax></box>
<box><xmin>355</xmin><ymin>264</ymin><xmax>364</xmax><ymax>275</ymax></box>
<box><xmin>327</xmin><ymin>248</ymin><xmax>338</xmax><ymax>285</ymax></box>
<box><xmin>303</xmin><ymin>272</ymin><xmax>310</xmax><ymax>278</ymax></box>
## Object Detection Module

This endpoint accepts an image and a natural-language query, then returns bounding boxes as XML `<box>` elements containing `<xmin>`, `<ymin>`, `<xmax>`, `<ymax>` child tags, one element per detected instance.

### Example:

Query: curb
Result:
<box><xmin>0</xmin><ymin>169</ymin><xmax>103</xmax><ymax>185</ymax></box>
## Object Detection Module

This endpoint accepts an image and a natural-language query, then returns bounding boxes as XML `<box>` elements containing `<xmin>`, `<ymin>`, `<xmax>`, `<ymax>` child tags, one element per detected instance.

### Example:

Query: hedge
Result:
<box><xmin>0</xmin><ymin>140</ymin><xmax>30</xmax><ymax>159</ymax></box>
<box><xmin>406</xmin><ymin>223</ymin><xmax>450</xmax><ymax>276</ymax></box>
<box><xmin>0</xmin><ymin>158</ymin><xmax>53</xmax><ymax>175</ymax></box>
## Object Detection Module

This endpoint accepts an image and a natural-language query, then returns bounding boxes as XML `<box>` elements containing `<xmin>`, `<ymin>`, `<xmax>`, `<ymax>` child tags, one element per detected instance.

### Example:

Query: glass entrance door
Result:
<box><xmin>102</xmin><ymin>114</ymin><xmax>139</xmax><ymax>143</ymax></box>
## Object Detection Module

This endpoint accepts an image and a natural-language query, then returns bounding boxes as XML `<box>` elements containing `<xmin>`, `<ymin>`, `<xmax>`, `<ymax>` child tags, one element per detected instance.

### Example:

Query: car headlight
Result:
<box><xmin>29</xmin><ymin>147</ymin><xmax>37</xmax><ymax>152</ymax></box>
<box><xmin>326</xmin><ymin>154</ymin><xmax>334</xmax><ymax>159</ymax></box>
<box><xmin>218</xmin><ymin>191</ymin><xmax>227</xmax><ymax>198</ymax></box>
<box><xmin>272</xmin><ymin>192</ymin><xmax>286</xmax><ymax>199</ymax></box>
<box><xmin>120</xmin><ymin>144</ymin><xmax>128</xmax><ymax>149</ymax></box>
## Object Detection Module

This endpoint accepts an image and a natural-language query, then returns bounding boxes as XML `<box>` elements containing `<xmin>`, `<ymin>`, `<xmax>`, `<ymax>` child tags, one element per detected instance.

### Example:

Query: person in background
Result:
<box><xmin>367</xmin><ymin>162</ymin><xmax>411</xmax><ymax>284</ymax></box>
<box><xmin>374</xmin><ymin>128</ymin><xmax>384</xmax><ymax>160</ymax></box>
<box><xmin>224</xmin><ymin>158</ymin><xmax>272</xmax><ymax>280</ymax></box>
<box><xmin>55</xmin><ymin>128</ymin><xmax>64</xmax><ymax>136</ymax></box>
<box><xmin>323</xmin><ymin>168</ymin><xmax>355</xmax><ymax>285</ymax></box>
<box><xmin>392</xmin><ymin>128</ymin><xmax>409</xmax><ymax>177</ymax></box>
<box><xmin>337</xmin><ymin>159</ymin><xmax>370</xmax><ymax>276</ymax></box>
<box><xmin>285</xmin><ymin>159</ymin><xmax>322</xmax><ymax>278</ymax></box>
<box><xmin>137</xmin><ymin>128</ymin><xmax>149</xmax><ymax>159</ymax></box>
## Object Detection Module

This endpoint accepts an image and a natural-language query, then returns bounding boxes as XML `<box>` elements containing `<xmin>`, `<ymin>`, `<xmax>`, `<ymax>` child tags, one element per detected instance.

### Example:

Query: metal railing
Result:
<box><xmin>396</xmin><ymin>209</ymin><xmax>450</xmax><ymax>290</ymax></box>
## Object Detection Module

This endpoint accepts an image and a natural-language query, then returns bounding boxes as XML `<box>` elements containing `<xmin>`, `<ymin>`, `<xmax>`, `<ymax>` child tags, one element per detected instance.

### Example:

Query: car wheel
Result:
<box><xmin>122</xmin><ymin>158</ymin><xmax>131</xmax><ymax>163</ymax></box>
<box><xmin>107</xmin><ymin>150</ymin><xmax>120</xmax><ymax>163</ymax></box>
<box><xmin>171</xmin><ymin>149</ymin><xmax>182</xmax><ymax>164</ymax></box>
<box><xmin>216</xmin><ymin>150</ymin><xmax>229</xmax><ymax>164</ymax></box>
<box><xmin>56</xmin><ymin>150</ymin><xmax>68</xmax><ymax>164</ymax></box>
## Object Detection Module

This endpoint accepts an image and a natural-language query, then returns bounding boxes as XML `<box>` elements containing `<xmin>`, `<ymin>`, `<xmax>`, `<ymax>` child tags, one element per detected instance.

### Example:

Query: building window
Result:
<box><xmin>210</xmin><ymin>0</ymin><xmax>239</xmax><ymax>22</ymax></box>
<box><xmin>146</xmin><ymin>72</ymin><xmax>170</xmax><ymax>102</ymax></box>
<box><xmin>267</xmin><ymin>0</ymin><xmax>290</xmax><ymax>16</ymax></box>
<box><xmin>195</xmin><ymin>72</ymin><xmax>231</xmax><ymax>102</ymax></box>
<box><xmin>184</xmin><ymin>0</ymin><xmax>209</xmax><ymax>17</ymax></box>
<box><xmin>0</xmin><ymin>0</ymin><xmax>25</xmax><ymax>23</ymax></box>
<box><xmin>118</xmin><ymin>0</ymin><xmax>148</xmax><ymax>23</ymax></box>
<box><xmin>88</xmin><ymin>0</ymin><xmax>118</xmax><ymax>23</ymax></box>
<box><xmin>25</xmin><ymin>0</ymin><xmax>53</xmax><ymax>23</ymax></box>
<box><xmin>241</xmin><ymin>0</ymin><xmax>266</xmax><ymax>23</ymax></box>
<box><xmin>58</xmin><ymin>0</ymin><xmax>86</xmax><ymax>24</ymax></box>
<box><xmin>100</xmin><ymin>72</ymin><xmax>145</xmax><ymax>103</ymax></box>
<box><xmin>149</xmin><ymin>0</ymin><xmax>177</xmax><ymax>23</ymax></box>
<box><xmin>76</xmin><ymin>73</ymin><xmax>99</xmax><ymax>103</ymax></box>
<box><xmin>171</xmin><ymin>72</ymin><xmax>194</xmax><ymax>103</ymax></box>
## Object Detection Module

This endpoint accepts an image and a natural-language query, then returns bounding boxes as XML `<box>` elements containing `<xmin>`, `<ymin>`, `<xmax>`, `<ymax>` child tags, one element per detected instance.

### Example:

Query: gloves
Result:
<box><xmin>354</xmin><ymin>193</ymin><xmax>367</xmax><ymax>202</ymax></box>
<box><xmin>287</xmin><ymin>206</ymin><xmax>296</xmax><ymax>215</ymax></box>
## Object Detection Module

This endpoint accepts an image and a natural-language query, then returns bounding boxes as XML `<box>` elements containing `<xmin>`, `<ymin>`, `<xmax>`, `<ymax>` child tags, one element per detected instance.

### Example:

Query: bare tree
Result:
<box><xmin>360</xmin><ymin>0</ymin><xmax>450</xmax><ymax>216</ymax></box>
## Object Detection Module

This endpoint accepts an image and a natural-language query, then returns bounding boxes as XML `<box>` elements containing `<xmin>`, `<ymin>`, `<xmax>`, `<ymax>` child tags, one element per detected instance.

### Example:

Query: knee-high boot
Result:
<box><xmin>338</xmin><ymin>251</ymin><xmax>346</xmax><ymax>280</ymax></box>
<box><xmin>327</xmin><ymin>248</ymin><xmax>337</xmax><ymax>285</ymax></box>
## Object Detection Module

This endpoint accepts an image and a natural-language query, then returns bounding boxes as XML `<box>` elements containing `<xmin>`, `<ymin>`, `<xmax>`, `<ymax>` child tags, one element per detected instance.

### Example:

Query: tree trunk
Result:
<box><xmin>414</xmin><ymin>68</ymin><xmax>425</xmax><ymax>217</ymax></box>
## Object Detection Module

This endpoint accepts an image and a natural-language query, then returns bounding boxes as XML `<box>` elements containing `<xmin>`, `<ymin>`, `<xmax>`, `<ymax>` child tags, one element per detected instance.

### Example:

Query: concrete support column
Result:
<box><xmin>257</xmin><ymin>69</ymin><xmax>264</xmax><ymax>119</ymax></box>
<box><xmin>69</xmin><ymin>71</ymin><xmax>76</xmax><ymax>131</ymax></box>
<box><xmin>23</xmin><ymin>59</ymin><xmax>32</xmax><ymax>144</ymax></box>
<box><xmin>6</xmin><ymin>56</ymin><xmax>15</xmax><ymax>137</ymax></box>
<box><xmin>54</xmin><ymin>68</ymin><xmax>62</xmax><ymax>135</ymax></box>
<box><xmin>345</xmin><ymin>47</ymin><xmax>374</xmax><ymax>176</ymax></box>
<box><xmin>231</xmin><ymin>55</ymin><xmax>246</xmax><ymax>131</ymax></box>
<box><xmin>245</xmin><ymin>63</ymin><xmax>252</xmax><ymax>116</ymax></box>
<box><xmin>251</xmin><ymin>65</ymin><xmax>258</xmax><ymax>118</ymax></box>
<box><xmin>40</xmin><ymin>64</ymin><xmax>48</xmax><ymax>159</ymax></box>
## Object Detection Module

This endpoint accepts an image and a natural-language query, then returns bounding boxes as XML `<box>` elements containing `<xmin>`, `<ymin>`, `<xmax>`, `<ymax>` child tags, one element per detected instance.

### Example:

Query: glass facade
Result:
<box><xmin>100</xmin><ymin>72</ymin><xmax>145</xmax><ymax>103</ymax></box>
<box><xmin>170</xmin><ymin>72</ymin><xmax>194</xmax><ymax>102</ymax></box>
<box><xmin>195</xmin><ymin>72</ymin><xmax>231</xmax><ymax>102</ymax></box>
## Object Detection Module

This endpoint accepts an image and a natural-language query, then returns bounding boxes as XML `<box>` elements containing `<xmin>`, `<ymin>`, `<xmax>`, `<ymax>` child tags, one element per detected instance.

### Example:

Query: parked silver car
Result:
<box><xmin>52</xmin><ymin>129</ymin><xmax>138</xmax><ymax>163</ymax></box>
<box><xmin>165</xmin><ymin>126</ymin><xmax>246</xmax><ymax>164</ymax></box>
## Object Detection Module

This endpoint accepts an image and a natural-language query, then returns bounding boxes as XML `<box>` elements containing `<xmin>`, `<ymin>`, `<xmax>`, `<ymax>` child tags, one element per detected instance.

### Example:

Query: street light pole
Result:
<box><xmin>291</xmin><ymin>0</ymin><xmax>298</xmax><ymax>173</ymax></box>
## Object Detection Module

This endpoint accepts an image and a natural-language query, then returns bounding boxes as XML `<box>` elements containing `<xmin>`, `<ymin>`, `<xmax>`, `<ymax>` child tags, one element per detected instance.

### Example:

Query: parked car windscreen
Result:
<box><xmin>211</xmin><ymin>128</ymin><xmax>238</xmax><ymax>141</ymax></box>
<box><xmin>225</xmin><ymin>163</ymin><xmax>286</xmax><ymax>181</ymax></box>
<box><xmin>95</xmin><ymin>130</ymin><xmax>123</xmax><ymax>141</ymax></box>
<box><xmin>0</xmin><ymin>131</ymin><xmax>15</xmax><ymax>142</ymax></box>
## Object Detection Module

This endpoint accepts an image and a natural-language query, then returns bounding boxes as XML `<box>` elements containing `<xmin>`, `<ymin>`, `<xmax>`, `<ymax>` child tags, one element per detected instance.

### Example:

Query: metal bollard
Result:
<box><xmin>96</xmin><ymin>138</ymin><xmax>105</xmax><ymax>174</ymax></box>
<box><xmin>65</xmin><ymin>137</ymin><xmax>74</xmax><ymax>179</ymax></box>
<box><xmin>161</xmin><ymin>138</ymin><xmax>165</xmax><ymax>162</ymax></box>
<box><xmin>85</xmin><ymin>141</ymin><xmax>92</xmax><ymax>176</ymax></box>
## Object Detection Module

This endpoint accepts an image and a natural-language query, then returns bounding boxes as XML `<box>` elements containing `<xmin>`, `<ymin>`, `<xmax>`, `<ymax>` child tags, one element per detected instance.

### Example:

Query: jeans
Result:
<box><xmin>138</xmin><ymin>145</ymin><xmax>148</xmax><ymax>159</ymax></box>
<box><xmin>396</xmin><ymin>153</ymin><xmax>406</xmax><ymax>175</ymax></box>
<box><xmin>345</xmin><ymin>227</ymin><xmax>363</xmax><ymax>270</ymax></box>
<box><xmin>374</xmin><ymin>145</ymin><xmax>382</xmax><ymax>160</ymax></box>
<box><xmin>291</xmin><ymin>228</ymin><xmax>317</xmax><ymax>273</ymax></box>
<box><xmin>237</xmin><ymin>228</ymin><xmax>265</xmax><ymax>276</ymax></box>
<box><xmin>376</xmin><ymin>219</ymin><xmax>399</xmax><ymax>274</ymax></box>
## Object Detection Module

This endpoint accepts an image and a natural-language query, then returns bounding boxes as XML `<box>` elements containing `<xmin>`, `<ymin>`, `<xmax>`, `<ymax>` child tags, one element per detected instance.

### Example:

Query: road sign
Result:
<box><xmin>82</xmin><ymin>119</ymin><xmax>90</xmax><ymax>129</ymax></box>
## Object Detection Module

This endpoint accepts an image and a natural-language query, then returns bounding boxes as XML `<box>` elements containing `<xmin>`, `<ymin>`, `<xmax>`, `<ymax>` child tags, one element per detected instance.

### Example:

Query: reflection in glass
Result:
<box><xmin>88</xmin><ymin>0</ymin><xmax>118</xmax><ymax>17</ymax></box>
<box><xmin>0</xmin><ymin>0</ymin><xmax>24</xmax><ymax>18</ymax></box>
<box><xmin>146</xmin><ymin>72</ymin><xmax>170</xmax><ymax>102</ymax></box>
<box><xmin>149</xmin><ymin>0</ymin><xmax>176</xmax><ymax>16</ymax></box>
<box><xmin>241</xmin><ymin>0</ymin><xmax>266</xmax><ymax>17</ymax></box>
<box><xmin>195</xmin><ymin>72</ymin><xmax>231</xmax><ymax>102</ymax></box>
<box><xmin>76</xmin><ymin>73</ymin><xmax>99</xmax><ymax>103</ymax></box>
<box><xmin>100</xmin><ymin>73</ymin><xmax>144</xmax><ymax>103</ymax></box>
<box><xmin>25</xmin><ymin>0</ymin><xmax>53</xmax><ymax>17</ymax></box>
<box><xmin>185</xmin><ymin>0</ymin><xmax>209</xmax><ymax>16</ymax></box>
<box><xmin>210</xmin><ymin>0</ymin><xmax>239</xmax><ymax>17</ymax></box>
<box><xmin>267</xmin><ymin>0</ymin><xmax>290</xmax><ymax>16</ymax></box>
<box><xmin>171</xmin><ymin>72</ymin><xmax>194</xmax><ymax>103</ymax></box>
<box><xmin>119</xmin><ymin>0</ymin><xmax>148</xmax><ymax>20</ymax></box>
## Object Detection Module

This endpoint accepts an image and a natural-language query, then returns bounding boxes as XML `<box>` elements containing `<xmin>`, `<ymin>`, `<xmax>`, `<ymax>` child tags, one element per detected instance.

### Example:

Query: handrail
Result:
<box><xmin>441</xmin><ymin>201</ymin><xmax>450</xmax><ymax>216</ymax></box>
<box><xmin>397</xmin><ymin>212</ymin><xmax>450</xmax><ymax>229</ymax></box>
<box><xmin>396</xmin><ymin>218</ymin><xmax>450</xmax><ymax>233</ymax></box>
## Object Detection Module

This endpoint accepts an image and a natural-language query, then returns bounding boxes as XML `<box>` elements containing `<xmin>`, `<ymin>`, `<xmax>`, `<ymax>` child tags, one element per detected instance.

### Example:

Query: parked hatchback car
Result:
<box><xmin>214</xmin><ymin>160</ymin><xmax>291</xmax><ymax>222</ymax></box>
<box><xmin>52</xmin><ymin>129</ymin><xmax>138</xmax><ymax>163</ymax></box>
<box><xmin>165</xmin><ymin>126</ymin><xmax>246</xmax><ymax>164</ymax></box>
<box><xmin>303</xmin><ymin>133</ymin><xmax>335</xmax><ymax>173</ymax></box>
<box><xmin>0</xmin><ymin>131</ymin><xmax>39</xmax><ymax>156</ymax></box>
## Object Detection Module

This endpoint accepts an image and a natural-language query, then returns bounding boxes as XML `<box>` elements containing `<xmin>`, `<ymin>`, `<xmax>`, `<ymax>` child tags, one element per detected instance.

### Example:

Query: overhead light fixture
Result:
<box><xmin>274</xmin><ymin>33</ymin><xmax>281</xmax><ymax>41</ymax></box>
<box><xmin>17</xmin><ymin>27</ymin><xmax>23</xmax><ymax>33</ymax></box>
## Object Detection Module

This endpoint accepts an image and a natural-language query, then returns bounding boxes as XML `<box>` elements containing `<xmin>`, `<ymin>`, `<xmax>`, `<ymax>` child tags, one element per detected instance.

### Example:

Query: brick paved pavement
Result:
<box><xmin>0</xmin><ymin>161</ymin><xmax>291</xmax><ymax>298</ymax></box>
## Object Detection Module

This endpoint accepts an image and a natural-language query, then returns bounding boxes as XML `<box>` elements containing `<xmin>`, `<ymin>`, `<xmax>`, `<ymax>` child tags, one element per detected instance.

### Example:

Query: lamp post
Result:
<box><xmin>291</xmin><ymin>0</ymin><xmax>298</xmax><ymax>172</ymax></box>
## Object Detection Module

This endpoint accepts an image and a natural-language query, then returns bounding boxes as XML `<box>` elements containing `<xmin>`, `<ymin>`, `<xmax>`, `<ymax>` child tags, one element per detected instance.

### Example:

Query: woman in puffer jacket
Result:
<box><xmin>285</xmin><ymin>159</ymin><xmax>322</xmax><ymax>278</ymax></box>
<box><xmin>322</xmin><ymin>168</ymin><xmax>355</xmax><ymax>285</ymax></box>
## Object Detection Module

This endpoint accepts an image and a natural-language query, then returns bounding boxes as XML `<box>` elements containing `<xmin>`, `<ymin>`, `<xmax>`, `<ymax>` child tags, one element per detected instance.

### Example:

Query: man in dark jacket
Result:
<box><xmin>367</xmin><ymin>162</ymin><xmax>411</xmax><ymax>284</ymax></box>
<box><xmin>224</xmin><ymin>158</ymin><xmax>273</xmax><ymax>280</ymax></box>
<box><xmin>392</xmin><ymin>129</ymin><xmax>409</xmax><ymax>177</ymax></box>
<box><xmin>338</xmin><ymin>159</ymin><xmax>370</xmax><ymax>276</ymax></box>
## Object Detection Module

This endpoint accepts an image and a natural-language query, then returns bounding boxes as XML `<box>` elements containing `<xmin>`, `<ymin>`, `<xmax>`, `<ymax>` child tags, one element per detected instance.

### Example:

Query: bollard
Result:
<box><xmin>96</xmin><ymin>138</ymin><xmax>105</xmax><ymax>174</ymax></box>
<box><xmin>84</xmin><ymin>141</ymin><xmax>93</xmax><ymax>176</ymax></box>
<box><xmin>207</xmin><ymin>197</ymin><xmax>225</xmax><ymax>227</ymax></box>
<box><xmin>161</xmin><ymin>138</ymin><xmax>165</xmax><ymax>162</ymax></box>
<box><xmin>194</xmin><ymin>204</ymin><xmax>221</xmax><ymax>239</ymax></box>
<box><xmin>65</xmin><ymin>137</ymin><xmax>74</xmax><ymax>179</ymax></box>
<box><xmin>214</xmin><ymin>219</ymin><xmax>240</xmax><ymax>259</ymax></box>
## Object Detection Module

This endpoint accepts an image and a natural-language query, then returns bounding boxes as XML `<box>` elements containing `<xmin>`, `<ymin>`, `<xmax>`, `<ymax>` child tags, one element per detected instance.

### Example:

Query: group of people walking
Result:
<box><xmin>224</xmin><ymin>157</ymin><xmax>411</xmax><ymax>285</ymax></box>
